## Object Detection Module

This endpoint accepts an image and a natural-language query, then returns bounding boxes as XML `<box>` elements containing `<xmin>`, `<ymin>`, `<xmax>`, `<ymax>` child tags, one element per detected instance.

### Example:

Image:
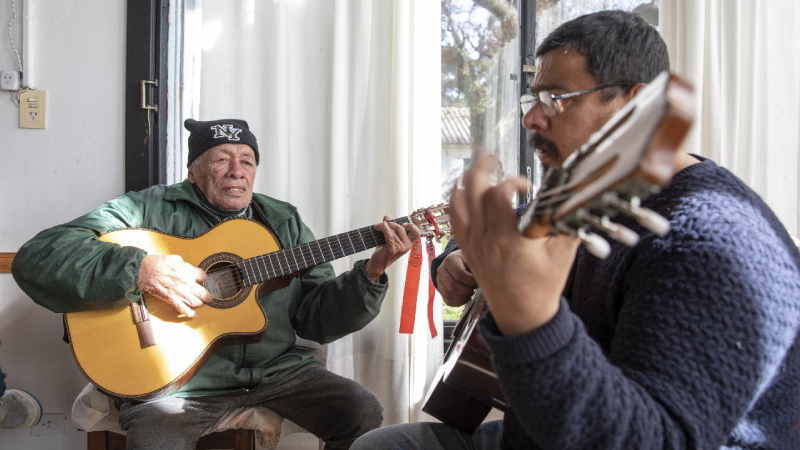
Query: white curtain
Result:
<box><xmin>185</xmin><ymin>0</ymin><xmax>443</xmax><ymax>427</ymax></box>
<box><xmin>660</xmin><ymin>0</ymin><xmax>800</xmax><ymax>237</ymax></box>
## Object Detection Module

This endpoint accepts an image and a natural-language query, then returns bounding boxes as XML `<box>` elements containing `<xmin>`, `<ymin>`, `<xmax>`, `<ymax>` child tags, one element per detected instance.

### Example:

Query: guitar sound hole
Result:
<box><xmin>205</xmin><ymin>261</ymin><xmax>243</xmax><ymax>300</ymax></box>
<box><xmin>199</xmin><ymin>252</ymin><xmax>252</xmax><ymax>309</ymax></box>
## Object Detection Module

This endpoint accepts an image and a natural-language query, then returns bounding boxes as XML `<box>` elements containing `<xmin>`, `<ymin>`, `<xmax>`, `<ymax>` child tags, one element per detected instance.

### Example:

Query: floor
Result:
<box><xmin>277</xmin><ymin>432</ymin><xmax>320</xmax><ymax>449</ymax></box>
<box><xmin>204</xmin><ymin>432</ymin><xmax>318</xmax><ymax>450</ymax></box>
<box><xmin>264</xmin><ymin>432</ymin><xmax>320</xmax><ymax>450</ymax></box>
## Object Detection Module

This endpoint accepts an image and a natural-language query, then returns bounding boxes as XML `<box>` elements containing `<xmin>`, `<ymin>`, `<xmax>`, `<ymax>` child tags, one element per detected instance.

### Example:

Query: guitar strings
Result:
<box><xmin>191</xmin><ymin>214</ymin><xmax>426</xmax><ymax>294</ymax></box>
<box><xmin>212</xmin><ymin>230</ymin><xmax>382</xmax><ymax>291</ymax></box>
<box><xmin>202</xmin><ymin>224</ymin><xmax>384</xmax><ymax>278</ymax></box>
<box><xmin>120</xmin><ymin>214</ymin><xmax>424</xmax><ymax>316</ymax></box>
<box><xmin>201</xmin><ymin>216</ymin><xmax>408</xmax><ymax>277</ymax></box>
<box><xmin>135</xmin><ymin>227</ymin><xmax>376</xmax><ymax>313</ymax></box>
<box><xmin>135</xmin><ymin>229</ymin><xmax>384</xmax><ymax>313</ymax></box>
<box><xmin>203</xmin><ymin>225</ymin><xmax>388</xmax><ymax>293</ymax></box>
<box><xmin>200</xmin><ymin>211</ymin><xmax>447</xmax><ymax>293</ymax></box>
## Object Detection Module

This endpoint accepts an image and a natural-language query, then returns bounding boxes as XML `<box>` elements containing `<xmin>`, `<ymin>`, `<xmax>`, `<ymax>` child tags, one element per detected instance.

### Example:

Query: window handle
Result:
<box><xmin>141</xmin><ymin>79</ymin><xmax>158</xmax><ymax>113</ymax></box>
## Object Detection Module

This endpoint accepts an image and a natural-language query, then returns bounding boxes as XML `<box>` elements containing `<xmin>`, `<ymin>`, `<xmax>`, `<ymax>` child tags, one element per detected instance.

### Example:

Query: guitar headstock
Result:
<box><xmin>410</xmin><ymin>204</ymin><xmax>452</xmax><ymax>241</ymax></box>
<box><xmin>519</xmin><ymin>72</ymin><xmax>695</xmax><ymax>258</ymax></box>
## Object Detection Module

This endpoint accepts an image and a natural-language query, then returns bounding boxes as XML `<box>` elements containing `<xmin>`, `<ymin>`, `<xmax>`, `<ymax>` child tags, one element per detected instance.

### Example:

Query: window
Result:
<box><xmin>441</xmin><ymin>0</ymin><xmax>520</xmax><ymax>320</ymax></box>
<box><xmin>124</xmin><ymin>0</ymin><xmax>169</xmax><ymax>192</ymax></box>
<box><xmin>439</xmin><ymin>0</ymin><xmax>658</xmax><ymax>331</ymax></box>
<box><xmin>441</xmin><ymin>0</ymin><xmax>521</xmax><ymax>202</ymax></box>
<box><xmin>536</xmin><ymin>0</ymin><xmax>658</xmax><ymax>40</ymax></box>
<box><xmin>440</xmin><ymin>0</ymin><xmax>522</xmax><ymax>323</ymax></box>
<box><xmin>123</xmin><ymin>0</ymin><xmax>195</xmax><ymax>190</ymax></box>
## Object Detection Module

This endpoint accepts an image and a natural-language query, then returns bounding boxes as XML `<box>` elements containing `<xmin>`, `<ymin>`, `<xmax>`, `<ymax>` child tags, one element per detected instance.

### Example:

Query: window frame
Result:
<box><xmin>519</xmin><ymin>0</ymin><xmax>538</xmax><ymax>202</ymax></box>
<box><xmin>124</xmin><ymin>0</ymin><xmax>170</xmax><ymax>192</ymax></box>
<box><xmin>442</xmin><ymin>0</ymin><xmax>535</xmax><ymax>351</ymax></box>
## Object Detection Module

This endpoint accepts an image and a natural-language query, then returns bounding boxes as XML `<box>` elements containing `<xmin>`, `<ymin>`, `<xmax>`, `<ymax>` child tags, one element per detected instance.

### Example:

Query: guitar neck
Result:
<box><xmin>237</xmin><ymin>216</ymin><xmax>412</xmax><ymax>287</ymax></box>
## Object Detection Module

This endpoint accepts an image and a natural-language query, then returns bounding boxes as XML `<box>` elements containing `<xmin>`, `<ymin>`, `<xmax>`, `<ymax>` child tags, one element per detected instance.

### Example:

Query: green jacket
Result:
<box><xmin>12</xmin><ymin>180</ymin><xmax>388</xmax><ymax>398</ymax></box>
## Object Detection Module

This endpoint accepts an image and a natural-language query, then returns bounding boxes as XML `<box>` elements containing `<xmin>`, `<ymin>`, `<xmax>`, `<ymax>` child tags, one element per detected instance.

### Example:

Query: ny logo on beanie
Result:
<box><xmin>211</xmin><ymin>124</ymin><xmax>242</xmax><ymax>141</ymax></box>
<box><xmin>185</xmin><ymin>118</ymin><xmax>259</xmax><ymax>167</ymax></box>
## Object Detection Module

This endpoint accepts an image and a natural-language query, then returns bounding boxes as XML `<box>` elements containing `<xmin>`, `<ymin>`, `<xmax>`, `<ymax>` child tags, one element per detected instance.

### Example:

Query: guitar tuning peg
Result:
<box><xmin>633</xmin><ymin>208</ymin><xmax>670</xmax><ymax>237</ymax></box>
<box><xmin>577</xmin><ymin>228</ymin><xmax>611</xmax><ymax>259</ymax></box>
<box><xmin>605</xmin><ymin>223</ymin><xmax>640</xmax><ymax>247</ymax></box>
<box><xmin>576</xmin><ymin>209</ymin><xmax>640</xmax><ymax>247</ymax></box>
<box><xmin>604</xmin><ymin>194</ymin><xmax>671</xmax><ymax>237</ymax></box>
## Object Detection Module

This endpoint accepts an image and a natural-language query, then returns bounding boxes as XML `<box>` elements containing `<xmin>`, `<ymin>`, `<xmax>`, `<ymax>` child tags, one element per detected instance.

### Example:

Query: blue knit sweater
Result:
<box><xmin>433</xmin><ymin>158</ymin><xmax>800</xmax><ymax>449</ymax></box>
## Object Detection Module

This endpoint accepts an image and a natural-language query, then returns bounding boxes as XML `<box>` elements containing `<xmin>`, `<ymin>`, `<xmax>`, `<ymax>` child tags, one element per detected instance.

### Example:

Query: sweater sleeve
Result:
<box><xmin>479</xmin><ymin>197</ymin><xmax>800</xmax><ymax>449</ymax></box>
<box><xmin>430</xmin><ymin>237</ymin><xmax>460</xmax><ymax>290</ymax></box>
<box><xmin>287</xmin><ymin>213</ymin><xmax>389</xmax><ymax>344</ymax></box>
<box><xmin>12</xmin><ymin>193</ymin><xmax>148</xmax><ymax>313</ymax></box>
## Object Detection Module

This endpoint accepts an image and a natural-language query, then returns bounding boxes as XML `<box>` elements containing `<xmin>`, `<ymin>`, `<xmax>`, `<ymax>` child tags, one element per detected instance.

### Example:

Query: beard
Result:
<box><xmin>528</xmin><ymin>133</ymin><xmax>559</xmax><ymax>168</ymax></box>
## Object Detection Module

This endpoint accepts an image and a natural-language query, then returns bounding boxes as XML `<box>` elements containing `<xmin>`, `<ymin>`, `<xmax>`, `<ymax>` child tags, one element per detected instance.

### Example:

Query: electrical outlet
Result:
<box><xmin>20</xmin><ymin>90</ymin><xmax>46</xmax><ymax>129</ymax></box>
<box><xmin>0</xmin><ymin>70</ymin><xmax>20</xmax><ymax>90</ymax></box>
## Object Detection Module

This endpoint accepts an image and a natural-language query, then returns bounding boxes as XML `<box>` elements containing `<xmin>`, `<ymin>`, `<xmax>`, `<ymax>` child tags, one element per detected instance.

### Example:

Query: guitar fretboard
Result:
<box><xmin>237</xmin><ymin>216</ymin><xmax>412</xmax><ymax>287</ymax></box>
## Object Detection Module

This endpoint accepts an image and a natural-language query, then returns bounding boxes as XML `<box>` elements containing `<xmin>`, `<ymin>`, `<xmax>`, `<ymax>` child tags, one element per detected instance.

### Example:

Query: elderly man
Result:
<box><xmin>353</xmin><ymin>10</ymin><xmax>800</xmax><ymax>450</ymax></box>
<box><xmin>13</xmin><ymin>118</ymin><xmax>420</xmax><ymax>450</ymax></box>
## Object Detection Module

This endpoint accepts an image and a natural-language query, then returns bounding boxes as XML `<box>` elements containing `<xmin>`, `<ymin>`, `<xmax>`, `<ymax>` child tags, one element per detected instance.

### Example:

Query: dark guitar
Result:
<box><xmin>65</xmin><ymin>205</ymin><xmax>451</xmax><ymax>401</ymax></box>
<box><xmin>422</xmin><ymin>72</ymin><xmax>696</xmax><ymax>433</ymax></box>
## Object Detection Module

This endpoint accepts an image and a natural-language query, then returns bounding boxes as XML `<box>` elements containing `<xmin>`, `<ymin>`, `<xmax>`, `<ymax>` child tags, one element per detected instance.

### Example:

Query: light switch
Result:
<box><xmin>20</xmin><ymin>90</ymin><xmax>46</xmax><ymax>129</ymax></box>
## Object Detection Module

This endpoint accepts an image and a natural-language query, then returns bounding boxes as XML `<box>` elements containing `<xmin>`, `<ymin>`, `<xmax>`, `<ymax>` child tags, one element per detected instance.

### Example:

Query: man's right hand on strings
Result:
<box><xmin>139</xmin><ymin>254</ymin><xmax>213</xmax><ymax>317</ymax></box>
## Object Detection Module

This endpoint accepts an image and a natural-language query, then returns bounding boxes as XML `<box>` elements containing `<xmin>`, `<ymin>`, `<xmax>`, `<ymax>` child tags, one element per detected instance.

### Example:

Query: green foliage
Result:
<box><xmin>443</xmin><ymin>304</ymin><xmax>466</xmax><ymax>321</ymax></box>
<box><xmin>442</xmin><ymin>0</ymin><xmax>518</xmax><ymax>154</ymax></box>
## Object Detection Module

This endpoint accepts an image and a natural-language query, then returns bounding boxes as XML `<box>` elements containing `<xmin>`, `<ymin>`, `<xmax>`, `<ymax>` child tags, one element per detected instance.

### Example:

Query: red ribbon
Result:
<box><xmin>425</xmin><ymin>239</ymin><xmax>438</xmax><ymax>338</ymax></box>
<box><xmin>399</xmin><ymin>238</ymin><xmax>438</xmax><ymax>338</ymax></box>
<box><xmin>399</xmin><ymin>239</ymin><xmax>423</xmax><ymax>334</ymax></box>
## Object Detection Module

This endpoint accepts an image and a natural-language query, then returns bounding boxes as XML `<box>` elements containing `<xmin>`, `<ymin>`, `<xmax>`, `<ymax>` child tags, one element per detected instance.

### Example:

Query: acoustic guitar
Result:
<box><xmin>65</xmin><ymin>205</ymin><xmax>451</xmax><ymax>401</ymax></box>
<box><xmin>422</xmin><ymin>72</ymin><xmax>695</xmax><ymax>433</ymax></box>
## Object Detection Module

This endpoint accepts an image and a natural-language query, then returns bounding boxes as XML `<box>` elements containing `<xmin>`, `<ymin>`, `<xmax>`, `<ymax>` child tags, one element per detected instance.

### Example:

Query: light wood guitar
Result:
<box><xmin>65</xmin><ymin>206</ymin><xmax>451</xmax><ymax>401</ymax></box>
<box><xmin>422</xmin><ymin>72</ymin><xmax>696</xmax><ymax>433</ymax></box>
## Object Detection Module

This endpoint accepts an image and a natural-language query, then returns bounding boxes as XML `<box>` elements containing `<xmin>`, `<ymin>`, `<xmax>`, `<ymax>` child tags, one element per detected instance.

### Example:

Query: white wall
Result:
<box><xmin>0</xmin><ymin>1</ymin><xmax>126</xmax><ymax>448</ymax></box>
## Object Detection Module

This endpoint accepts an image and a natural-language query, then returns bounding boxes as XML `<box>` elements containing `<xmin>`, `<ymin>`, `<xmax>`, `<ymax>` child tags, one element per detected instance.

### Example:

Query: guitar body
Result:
<box><xmin>65</xmin><ymin>219</ymin><xmax>278</xmax><ymax>401</ymax></box>
<box><xmin>422</xmin><ymin>292</ymin><xmax>506</xmax><ymax>434</ymax></box>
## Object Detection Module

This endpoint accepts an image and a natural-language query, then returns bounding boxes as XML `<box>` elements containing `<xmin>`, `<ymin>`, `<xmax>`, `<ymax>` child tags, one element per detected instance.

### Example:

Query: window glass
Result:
<box><xmin>441</xmin><ymin>0</ymin><xmax>521</xmax><ymax>320</ymax></box>
<box><xmin>537</xmin><ymin>0</ymin><xmax>658</xmax><ymax>41</ymax></box>
<box><xmin>440</xmin><ymin>0</ymin><xmax>658</xmax><ymax>322</ymax></box>
<box><xmin>441</xmin><ymin>0</ymin><xmax>521</xmax><ymax>200</ymax></box>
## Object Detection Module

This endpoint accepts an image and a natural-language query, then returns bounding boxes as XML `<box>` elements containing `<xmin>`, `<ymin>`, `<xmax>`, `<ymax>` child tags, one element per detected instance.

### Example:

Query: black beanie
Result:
<box><xmin>184</xmin><ymin>118</ymin><xmax>260</xmax><ymax>167</ymax></box>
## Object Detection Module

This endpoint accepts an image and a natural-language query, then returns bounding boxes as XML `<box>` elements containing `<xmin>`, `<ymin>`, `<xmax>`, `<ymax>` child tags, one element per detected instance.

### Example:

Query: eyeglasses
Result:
<box><xmin>520</xmin><ymin>82</ymin><xmax>631</xmax><ymax>118</ymax></box>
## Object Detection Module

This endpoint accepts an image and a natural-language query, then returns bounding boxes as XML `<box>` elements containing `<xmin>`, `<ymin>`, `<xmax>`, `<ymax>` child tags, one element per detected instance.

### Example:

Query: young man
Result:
<box><xmin>353</xmin><ymin>10</ymin><xmax>800</xmax><ymax>450</ymax></box>
<box><xmin>12</xmin><ymin>118</ymin><xmax>420</xmax><ymax>449</ymax></box>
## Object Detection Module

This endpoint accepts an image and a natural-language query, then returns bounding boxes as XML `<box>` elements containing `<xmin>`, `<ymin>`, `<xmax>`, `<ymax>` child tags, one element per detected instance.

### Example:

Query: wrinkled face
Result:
<box><xmin>188</xmin><ymin>143</ymin><xmax>257</xmax><ymax>211</ymax></box>
<box><xmin>523</xmin><ymin>48</ymin><xmax>634</xmax><ymax>167</ymax></box>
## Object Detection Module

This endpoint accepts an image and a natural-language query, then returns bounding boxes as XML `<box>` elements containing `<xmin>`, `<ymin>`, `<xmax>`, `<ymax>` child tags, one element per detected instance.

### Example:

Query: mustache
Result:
<box><xmin>528</xmin><ymin>133</ymin><xmax>559</xmax><ymax>161</ymax></box>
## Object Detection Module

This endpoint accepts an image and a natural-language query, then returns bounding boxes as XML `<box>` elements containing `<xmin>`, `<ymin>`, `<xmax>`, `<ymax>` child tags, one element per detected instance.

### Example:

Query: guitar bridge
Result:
<box><xmin>130</xmin><ymin>299</ymin><xmax>155</xmax><ymax>349</ymax></box>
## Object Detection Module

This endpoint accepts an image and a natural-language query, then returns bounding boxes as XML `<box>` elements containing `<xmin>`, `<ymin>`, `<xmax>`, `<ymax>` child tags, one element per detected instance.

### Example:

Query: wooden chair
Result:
<box><xmin>87</xmin><ymin>429</ymin><xmax>255</xmax><ymax>450</ymax></box>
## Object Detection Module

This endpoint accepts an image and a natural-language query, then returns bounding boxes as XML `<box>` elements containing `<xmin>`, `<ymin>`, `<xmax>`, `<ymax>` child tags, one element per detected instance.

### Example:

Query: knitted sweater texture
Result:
<box><xmin>472</xmin><ymin>158</ymin><xmax>800</xmax><ymax>449</ymax></box>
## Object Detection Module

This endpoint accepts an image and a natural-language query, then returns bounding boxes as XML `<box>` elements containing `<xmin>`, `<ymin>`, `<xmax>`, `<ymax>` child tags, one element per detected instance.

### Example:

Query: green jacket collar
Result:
<box><xmin>165</xmin><ymin>179</ymin><xmax>297</xmax><ymax>229</ymax></box>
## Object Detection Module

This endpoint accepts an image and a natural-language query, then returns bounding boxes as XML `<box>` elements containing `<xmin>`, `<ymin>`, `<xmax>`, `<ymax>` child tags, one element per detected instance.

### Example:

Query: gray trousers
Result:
<box><xmin>351</xmin><ymin>421</ymin><xmax>504</xmax><ymax>450</ymax></box>
<box><xmin>118</xmin><ymin>363</ymin><xmax>383</xmax><ymax>450</ymax></box>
